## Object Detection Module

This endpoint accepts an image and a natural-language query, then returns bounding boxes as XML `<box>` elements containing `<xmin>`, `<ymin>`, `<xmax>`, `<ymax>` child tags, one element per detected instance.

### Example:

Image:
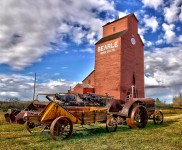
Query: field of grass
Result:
<box><xmin>0</xmin><ymin>110</ymin><xmax>182</xmax><ymax>150</ymax></box>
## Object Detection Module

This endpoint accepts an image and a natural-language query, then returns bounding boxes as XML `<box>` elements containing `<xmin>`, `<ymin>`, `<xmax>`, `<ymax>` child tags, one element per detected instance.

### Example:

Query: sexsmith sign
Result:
<box><xmin>97</xmin><ymin>40</ymin><xmax>118</xmax><ymax>55</ymax></box>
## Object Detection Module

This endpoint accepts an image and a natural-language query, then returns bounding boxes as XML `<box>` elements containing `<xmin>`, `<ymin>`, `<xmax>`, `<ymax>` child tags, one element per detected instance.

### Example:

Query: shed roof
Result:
<box><xmin>95</xmin><ymin>30</ymin><xmax>127</xmax><ymax>45</ymax></box>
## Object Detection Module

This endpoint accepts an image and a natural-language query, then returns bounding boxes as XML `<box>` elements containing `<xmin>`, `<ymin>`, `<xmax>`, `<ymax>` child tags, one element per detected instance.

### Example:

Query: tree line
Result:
<box><xmin>172</xmin><ymin>93</ymin><xmax>182</xmax><ymax>106</ymax></box>
<box><xmin>156</xmin><ymin>92</ymin><xmax>182</xmax><ymax>107</ymax></box>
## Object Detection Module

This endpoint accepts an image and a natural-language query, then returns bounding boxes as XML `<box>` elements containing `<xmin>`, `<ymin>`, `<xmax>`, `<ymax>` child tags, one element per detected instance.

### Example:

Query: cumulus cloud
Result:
<box><xmin>143</xmin><ymin>15</ymin><xmax>159</xmax><ymax>32</ymax></box>
<box><xmin>163</xmin><ymin>0</ymin><xmax>181</xmax><ymax>23</ymax></box>
<box><xmin>145</xmin><ymin>44</ymin><xmax>182</xmax><ymax>87</ymax></box>
<box><xmin>179</xmin><ymin>35</ymin><xmax>182</xmax><ymax>42</ymax></box>
<box><xmin>0</xmin><ymin>73</ymin><xmax>77</xmax><ymax>100</ymax></box>
<box><xmin>0</xmin><ymin>0</ymin><xmax>117</xmax><ymax>70</ymax></box>
<box><xmin>162</xmin><ymin>23</ymin><xmax>176</xmax><ymax>43</ymax></box>
<box><xmin>138</xmin><ymin>15</ymin><xmax>159</xmax><ymax>46</ymax></box>
<box><xmin>118</xmin><ymin>10</ymin><xmax>130</xmax><ymax>18</ymax></box>
<box><xmin>156</xmin><ymin>39</ymin><xmax>164</xmax><ymax>45</ymax></box>
<box><xmin>141</xmin><ymin>0</ymin><xmax>164</xmax><ymax>10</ymax></box>
<box><xmin>138</xmin><ymin>27</ymin><xmax>147</xmax><ymax>43</ymax></box>
<box><xmin>145</xmin><ymin>85</ymin><xmax>182</xmax><ymax>103</ymax></box>
<box><xmin>146</xmin><ymin>41</ymin><xmax>153</xmax><ymax>47</ymax></box>
<box><xmin>144</xmin><ymin>44</ymin><xmax>182</xmax><ymax>102</ymax></box>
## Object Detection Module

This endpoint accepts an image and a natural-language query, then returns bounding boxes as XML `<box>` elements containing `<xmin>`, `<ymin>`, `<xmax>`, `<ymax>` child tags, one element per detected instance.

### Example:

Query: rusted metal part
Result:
<box><xmin>25</xmin><ymin>121</ymin><xmax>46</xmax><ymax>133</ymax></box>
<box><xmin>126</xmin><ymin>105</ymin><xmax>148</xmax><ymax>128</ymax></box>
<box><xmin>50</xmin><ymin>116</ymin><xmax>73</xmax><ymax>140</ymax></box>
<box><xmin>153</xmin><ymin>110</ymin><xmax>163</xmax><ymax>125</ymax></box>
<box><xmin>108</xmin><ymin>98</ymin><xmax>155</xmax><ymax>117</ymax></box>
<box><xmin>25</xmin><ymin>122</ymin><xmax>36</xmax><ymax>133</ymax></box>
<box><xmin>106</xmin><ymin>100</ymin><xmax>125</xmax><ymax>112</ymax></box>
<box><xmin>22</xmin><ymin>100</ymin><xmax>108</xmax><ymax>140</ymax></box>
<box><xmin>4</xmin><ymin>113</ymin><xmax>11</xmax><ymax>123</ymax></box>
<box><xmin>106</xmin><ymin>115</ymin><xmax>117</xmax><ymax>132</ymax></box>
<box><xmin>119</xmin><ymin>99</ymin><xmax>141</xmax><ymax>117</ymax></box>
<box><xmin>133</xmin><ymin>98</ymin><xmax>155</xmax><ymax>116</ymax></box>
<box><xmin>26</xmin><ymin>100</ymin><xmax>49</xmax><ymax>111</ymax></box>
<box><xmin>15</xmin><ymin>111</ymin><xmax>27</xmax><ymax>124</ymax></box>
<box><xmin>4</xmin><ymin>99</ymin><xmax>49</xmax><ymax>124</ymax></box>
<box><xmin>4</xmin><ymin>110</ymin><xmax>21</xmax><ymax>123</ymax></box>
<box><xmin>4</xmin><ymin>92</ymin><xmax>111</xmax><ymax>125</ymax></box>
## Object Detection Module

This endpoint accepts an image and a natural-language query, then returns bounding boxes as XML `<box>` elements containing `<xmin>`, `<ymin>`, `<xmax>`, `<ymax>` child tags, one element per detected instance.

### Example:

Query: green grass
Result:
<box><xmin>0</xmin><ymin>111</ymin><xmax>182</xmax><ymax>150</ymax></box>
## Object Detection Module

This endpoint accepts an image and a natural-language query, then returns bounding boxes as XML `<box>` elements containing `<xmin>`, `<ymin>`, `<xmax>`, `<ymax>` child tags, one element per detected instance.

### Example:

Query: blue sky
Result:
<box><xmin>0</xmin><ymin>0</ymin><xmax>181</xmax><ymax>103</ymax></box>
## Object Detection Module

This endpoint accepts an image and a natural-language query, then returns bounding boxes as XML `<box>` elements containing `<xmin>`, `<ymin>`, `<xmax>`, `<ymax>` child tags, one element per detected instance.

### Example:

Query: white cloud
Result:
<box><xmin>0</xmin><ymin>92</ymin><xmax>20</xmax><ymax>98</ymax></box>
<box><xmin>163</xmin><ymin>0</ymin><xmax>181</xmax><ymax>23</ymax></box>
<box><xmin>141</xmin><ymin>0</ymin><xmax>163</xmax><ymax>10</ymax></box>
<box><xmin>180</xmin><ymin>7</ymin><xmax>182</xmax><ymax>22</ymax></box>
<box><xmin>162</xmin><ymin>23</ymin><xmax>176</xmax><ymax>43</ymax></box>
<box><xmin>87</xmin><ymin>32</ymin><xmax>97</xmax><ymax>44</ymax></box>
<box><xmin>0</xmin><ymin>73</ymin><xmax>77</xmax><ymax>100</ymax></box>
<box><xmin>138</xmin><ymin>27</ymin><xmax>148</xmax><ymax>43</ymax></box>
<box><xmin>146</xmin><ymin>41</ymin><xmax>153</xmax><ymax>47</ymax></box>
<box><xmin>156</xmin><ymin>39</ymin><xmax>164</xmax><ymax>45</ymax></box>
<box><xmin>145</xmin><ymin>44</ymin><xmax>182</xmax><ymax>87</ymax></box>
<box><xmin>143</xmin><ymin>15</ymin><xmax>159</xmax><ymax>32</ymax></box>
<box><xmin>140</xmin><ymin>35</ymin><xmax>145</xmax><ymax>43</ymax></box>
<box><xmin>179</xmin><ymin>35</ymin><xmax>182</xmax><ymax>42</ymax></box>
<box><xmin>138</xmin><ymin>28</ymin><xmax>146</xmax><ymax>35</ymax></box>
<box><xmin>145</xmin><ymin>76</ymin><xmax>160</xmax><ymax>86</ymax></box>
<box><xmin>118</xmin><ymin>10</ymin><xmax>129</xmax><ymax>18</ymax></box>
<box><xmin>145</xmin><ymin>86</ymin><xmax>181</xmax><ymax>103</ymax></box>
<box><xmin>0</xmin><ymin>0</ymin><xmax>117</xmax><ymax>70</ymax></box>
<box><xmin>138</xmin><ymin>15</ymin><xmax>158</xmax><ymax>44</ymax></box>
<box><xmin>80</xmin><ymin>48</ymin><xmax>94</xmax><ymax>53</ymax></box>
<box><xmin>144</xmin><ymin>44</ymin><xmax>182</xmax><ymax>102</ymax></box>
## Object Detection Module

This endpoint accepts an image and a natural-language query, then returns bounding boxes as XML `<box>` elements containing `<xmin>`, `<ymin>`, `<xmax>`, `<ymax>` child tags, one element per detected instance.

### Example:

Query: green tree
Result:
<box><xmin>155</xmin><ymin>98</ymin><xmax>163</xmax><ymax>105</ymax></box>
<box><xmin>172</xmin><ymin>93</ymin><xmax>182</xmax><ymax>106</ymax></box>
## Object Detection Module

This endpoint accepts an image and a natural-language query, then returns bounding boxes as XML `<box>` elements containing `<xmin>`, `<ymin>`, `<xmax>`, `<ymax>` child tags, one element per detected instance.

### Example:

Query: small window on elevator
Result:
<box><xmin>88</xmin><ymin>79</ymin><xmax>91</xmax><ymax>84</ymax></box>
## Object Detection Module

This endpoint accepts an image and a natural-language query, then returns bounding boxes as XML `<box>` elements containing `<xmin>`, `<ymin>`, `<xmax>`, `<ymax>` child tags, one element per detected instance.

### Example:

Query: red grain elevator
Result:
<box><xmin>74</xmin><ymin>13</ymin><xmax>144</xmax><ymax>100</ymax></box>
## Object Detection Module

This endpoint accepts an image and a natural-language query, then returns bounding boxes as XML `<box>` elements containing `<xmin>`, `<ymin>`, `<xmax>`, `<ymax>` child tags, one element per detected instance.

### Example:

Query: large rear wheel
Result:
<box><xmin>50</xmin><ymin>116</ymin><xmax>73</xmax><ymax>140</ymax></box>
<box><xmin>126</xmin><ymin>105</ymin><xmax>148</xmax><ymax>129</ymax></box>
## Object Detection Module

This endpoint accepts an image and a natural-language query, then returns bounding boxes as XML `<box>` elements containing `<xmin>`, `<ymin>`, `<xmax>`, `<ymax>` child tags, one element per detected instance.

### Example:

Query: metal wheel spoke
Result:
<box><xmin>50</xmin><ymin>116</ymin><xmax>73</xmax><ymax>140</ymax></box>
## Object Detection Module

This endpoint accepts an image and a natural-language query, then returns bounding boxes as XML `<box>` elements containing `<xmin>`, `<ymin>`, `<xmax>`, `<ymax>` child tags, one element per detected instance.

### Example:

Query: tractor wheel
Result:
<box><xmin>50</xmin><ymin>116</ymin><xmax>73</xmax><ymax>140</ymax></box>
<box><xmin>106</xmin><ymin>116</ymin><xmax>117</xmax><ymax>132</ymax></box>
<box><xmin>126</xmin><ymin>105</ymin><xmax>148</xmax><ymax>129</ymax></box>
<box><xmin>153</xmin><ymin>111</ymin><xmax>163</xmax><ymax>125</ymax></box>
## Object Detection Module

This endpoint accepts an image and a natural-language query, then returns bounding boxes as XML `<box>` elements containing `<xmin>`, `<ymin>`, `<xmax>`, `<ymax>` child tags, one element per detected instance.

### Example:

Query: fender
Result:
<box><xmin>120</xmin><ymin>99</ymin><xmax>145</xmax><ymax>117</ymax></box>
<box><xmin>106</xmin><ymin>99</ymin><xmax>125</xmax><ymax>113</ymax></box>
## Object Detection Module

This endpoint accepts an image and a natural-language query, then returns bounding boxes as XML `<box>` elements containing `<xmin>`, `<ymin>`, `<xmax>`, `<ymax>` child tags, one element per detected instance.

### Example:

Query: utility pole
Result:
<box><xmin>33</xmin><ymin>72</ymin><xmax>36</xmax><ymax>100</ymax></box>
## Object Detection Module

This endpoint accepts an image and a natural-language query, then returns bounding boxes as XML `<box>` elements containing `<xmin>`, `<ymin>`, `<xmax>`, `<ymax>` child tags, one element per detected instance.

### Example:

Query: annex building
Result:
<box><xmin>73</xmin><ymin>13</ymin><xmax>144</xmax><ymax>100</ymax></box>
